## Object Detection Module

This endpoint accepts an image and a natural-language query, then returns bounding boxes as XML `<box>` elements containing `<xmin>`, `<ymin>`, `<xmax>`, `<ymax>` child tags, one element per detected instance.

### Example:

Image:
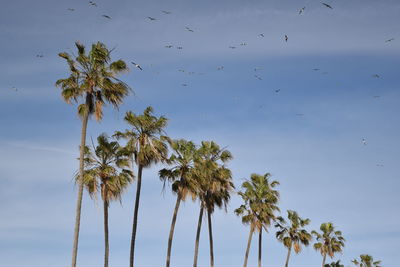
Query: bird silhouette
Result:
<box><xmin>217</xmin><ymin>66</ymin><xmax>224</xmax><ymax>70</ymax></box>
<box><xmin>11</xmin><ymin>86</ymin><xmax>18</xmax><ymax>92</ymax></box>
<box><xmin>362</xmin><ymin>138</ymin><xmax>367</xmax><ymax>145</ymax></box>
<box><xmin>181</xmin><ymin>83</ymin><xmax>188</xmax><ymax>87</ymax></box>
<box><xmin>36</xmin><ymin>54</ymin><xmax>44</xmax><ymax>58</ymax></box>
<box><xmin>299</xmin><ymin>7</ymin><xmax>306</xmax><ymax>14</ymax></box>
<box><xmin>89</xmin><ymin>1</ymin><xmax>97</xmax><ymax>7</ymax></box>
<box><xmin>275</xmin><ymin>89</ymin><xmax>281</xmax><ymax>93</ymax></box>
<box><xmin>372</xmin><ymin>74</ymin><xmax>380</xmax><ymax>78</ymax></box>
<box><xmin>165</xmin><ymin>45</ymin><xmax>173</xmax><ymax>48</ymax></box>
<box><xmin>102</xmin><ymin>15</ymin><xmax>111</xmax><ymax>19</ymax></box>
<box><xmin>259</xmin><ymin>33</ymin><xmax>265</xmax><ymax>37</ymax></box>
<box><xmin>229</xmin><ymin>46</ymin><xmax>236</xmax><ymax>49</ymax></box>
<box><xmin>185</xmin><ymin>26</ymin><xmax>194</xmax><ymax>32</ymax></box>
<box><xmin>162</xmin><ymin>10</ymin><xmax>171</xmax><ymax>14</ymax></box>
<box><xmin>385</xmin><ymin>38</ymin><xmax>394</xmax><ymax>43</ymax></box>
<box><xmin>285</xmin><ymin>35</ymin><xmax>288</xmax><ymax>42</ymax></box>
<box><xmin>240</xmin><ymin>42</ymin><xmax>247</xmax><ymax>46</ymax></box>
<box><xmin>67</xmin><ymin>8</ymin><xmax>75</xmax><ymax>11</ymax></box>
<box><xmin>254</xmin><ymin>75</ymin><xmax>262</xmax><ymax>80</ymax></box>
<box><xmin>131</xmin><ymin>62</ymin><xmax>143</xmax><ymax>70</ymax></box>
<box><xmin>322</xmin><ymin>3</ymin><xmax>333</xmax><ymax>9</ymax></box>
<box><xmin>147</xmin><ymin>17</ymin><xmax>157</xmax><ymax>21</ymax></box>
<box><xmin>177</xmin><ymin>46</ymin><xmax>183</xmax><ymax>50</ymax></box>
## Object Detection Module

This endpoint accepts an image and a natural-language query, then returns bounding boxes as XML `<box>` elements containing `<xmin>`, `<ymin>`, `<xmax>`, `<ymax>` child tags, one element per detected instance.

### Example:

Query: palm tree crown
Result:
<box><xmin>312</xmin><ymin>222</ymin><xmax>345</xmax><ymax>267</ymax></box>
<box><xmin>56</xmin><ymin>41</ymin><xmax>131</xmax><ymax>120</ymax></box>
<box><xmin>352</xmin><ymin>254</ymin><xmax>382</xmax><ymax>267</ymax></box>
<box><xmin>235</xmin><ymin>173</ymin><xmax>280</xmax><ymax>231</ymax></box>
<box><xmin>275</xmin><ymin>210</ymin><xmax>312</xmax><ymax>253</ymax></box>
<box><xmin>81</xmin><ymin>134</ymin><xmax>133</xmax><ymax>203</ymax></box>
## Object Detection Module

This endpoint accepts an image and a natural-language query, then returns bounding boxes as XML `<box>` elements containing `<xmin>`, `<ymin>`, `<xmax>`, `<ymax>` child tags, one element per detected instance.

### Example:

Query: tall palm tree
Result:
<box><xmin>324</xmin><ymin>260</ymin><xmax>345</xmax><ymax>267</ymax></box>
<box><xmin>352</xmin><ymin>254</ymin><xmax>382</xmax><ymax>267</ymax></box>
<box><xmin>159</xmin><ymin>139</ymin><xmax>198</xmax><ymax>267</ymax></box>
<box><xmin>312</xmin><ymin>222</ymin><xmax>345</xmax><ymax>267</ymax></box>
<box><xmin>235</xmin><ymin>173</ymin><xmax>280</xmax><ymax>267</ymax></box>
<box><xmin>80</xmin><ymin>134</ymin><xmax>133</xmax><ymax>267</ymax></box>
<box><xmin>114</xmin><ymin>106</ymin><xmax>169</xmax><ymax>267</ymax></box>
<box><xmin>56</xmin><ymin>41</ymin><xmax>131</xmax><ymax>267</ymax></box>
<box><xmin>275</xmin><ymin>210</ymin><xmax>312</xmax><ymax>267</ymax></box>
<box><xmin>192</xmin><ymin>141</ymin><xmax>234</xmax><ymax>267</ymax></box>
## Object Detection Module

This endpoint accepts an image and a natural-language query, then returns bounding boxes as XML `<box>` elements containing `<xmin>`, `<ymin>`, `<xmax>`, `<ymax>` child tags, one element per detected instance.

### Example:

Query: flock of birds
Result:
<box><xmin>7</xmin><ymin>1</ymin><xmax>397</xmax><ymax>167</ymax></box>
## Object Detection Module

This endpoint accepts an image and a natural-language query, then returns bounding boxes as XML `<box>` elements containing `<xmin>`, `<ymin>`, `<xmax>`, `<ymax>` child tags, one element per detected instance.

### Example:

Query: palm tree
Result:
<box><xmin>192</xmin><ymin>141</ymin><xmax>234</xmax><ymax>267</ymax></box>
<box><xmin>275</xmin><ymin>210</ymin><xmax>312</xmax><ymax>267</ymax></box>
<box><xmin>80</xmin><ymin>134</ymin><xmax>133</xmax><ymax>267</ymax></box>
<box><xmin>312</xmin><ymin>222</ymin><xmax>345</xmax><ymax>267</ymax></box>
<box><xmin>114</xmin><ymin>106</ymin><xmax>169</xmax><ymax>267</ymax></box>
<box><xmin>159</xmin><ymin>139</ymin><xmax>198</xmax><ymax>267</ymax></box>
<box><xmin>56</xmin><ymin>41</ymin><xmax>131</xmax><ymax>267</ymax></box>
<box><xmin>235</xmin><ymin>173</ymin><xmax>280</xmax><ymax>267</ymax></box>
<box><xmin>352</xmin><ymin>254</ymin><xmax>382</xmax><ymax>267</ymax></box>
<box><xmin>324</xmin><ymin>260</ymin><xmax>345</xmax><ymax>267</ymax></box>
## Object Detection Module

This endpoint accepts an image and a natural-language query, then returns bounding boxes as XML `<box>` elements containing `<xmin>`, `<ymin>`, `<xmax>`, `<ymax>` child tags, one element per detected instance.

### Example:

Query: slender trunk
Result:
<box><xmin>193</xmin><ymin>207</ymin><xmax>204</xmax><ymax>267</ymax></box>
<box><xmin>207</xmin><ymin>209</ymin><xmax>214</xmax><ymax>267</ymax></box>
<box><xmin>166</xmin><ymin>194</ymin><xmax>182</xmax><ymax>267</ymax></box>
<box><xmin>103</xmin><ymin>200</ymin><xmax>109</xmax><ymax>267</ymax></box>
<box><xmin>284</xmin><ymin>246</ymin><xmax>292</xmax><ymax>267</ymax></box>
<box><xmin>130</xmin><ymin>165</ymin><xmax>143</xmax><ymax>267</ymax></box>
<box><xmin>243</xmin><ymin>227</ymin><xmax>254</xmax><ymax>267</ymax></box>
<box><xmin>322</xmin><ymin>253</ymin><xmax>326</xmax><ymax>267</ymax></box>
<box><xmin>71</xmin><ymin>111</ymin><xmax>89</xmax><ymax>267</ymax></box>
<box><xmin>258</xmin><ymin>229</ymin><xmax>262</xmax><ymax>267</ymax></box>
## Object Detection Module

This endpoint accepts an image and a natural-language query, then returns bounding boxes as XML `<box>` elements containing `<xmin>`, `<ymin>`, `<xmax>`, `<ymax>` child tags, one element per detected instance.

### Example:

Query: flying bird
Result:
<box><xmin>176</xmin><ymin>46</ymin><xmax>183</xmax><ymax>50</ymax></box>
<box><xmin>385</xmin><ymin>38</ymin><xmax>394</xmax><ymax>43</ymax></box>
<box><xmin>240</xmin><ymin>42</ymin><xmax>247</xmax><ymax>46</ymax></box>
<box><xmin>362</xmin><ymin>138</ymin><xmax>367</xmax><ymax>145</ymax></box>
<box><xmin>217</xmin><ymin>66</ymin><xmax>224</xmax><ymax>70</ymax></box>
<box><xmin>131</xmin><ymin>62</ymin><xmax>143</xmax><ymax>70</ymax></box>
<box><xmin>36</xmin><ymin>54</ymin><xmax>44</xmax><ymax>58</ymax></box>
<box><xmin>178</xmin><ymin>69</ymin><xmax>185</xmax><ymax>72</ymax></box>
<box><xmin>313</xmin><ymin>68</ymin><xmax>320</xmax><ymax>71</ymax></box>
<box><xmin>322</xmin><ymin>3</ymin><xmax>333</xmax><ymax>9</ymax></box>
<box><xmin>165</xmin><ymin>45</ymin><xmax>173</xmax><ymax>48</ymax></box>
<box><xmin>299</xmin><ymin>7</ymin><xmax>306</xmax><ymax>14</ymax></box>
<box><xmin>188</xmin><ymin>72</ymin><xmax>195</xmax><ymax>75</ymax></box>
<box><xmin>89</xmin><ymin>1</ymin><xmax>97</xmax><ymax>7</ymax></box>
<box><xmin>254</xmin><ymin>75</ymin><xmax>262</xmax><ymax>80</ymax></box>
<box><xmin>285</xmin><ymin>35</ymin><xmax>288</xmax><ymax>42</ymax></box>
<box><xmin>185</xmin><ymin>26</ymin><xmax>194</xmax><ymax>32</ymax></box>
<box><xmin>162</xmin><ymin>10</ymin><xmax>171</xmax><ymax>14</ymax></box>
<box><xmin>67</xmin><ymin>8</ymin><xmax>75</xmax><ymax>11</ymax></box>
<box><xmin>229</xmin><ymin>46</ymin><xmax>236</xmax><ymax>49</ymax></box>
<box><xmin>254</xmin><ymin>67</ymin><xmax>262</xmax><ymax>71</ymax></box>
<box><xmin>275</xmin><ymin>89</ymin><xmax>281</xmax><ymax>93</ymax></box>
<box><xmin>147</xmin><ymin>17</ymin><xmax>157</xmax><ymax>21</ymax></box>
<box><xmin>11</xmin><ymin>86</ymin><xmax>18</xmax><ymax>92</ymax></box>
<box><xmin>181</xmin><ymin>83</ymin><xmax>188</xmax><ymax>87</ymax></box>
<box><xmin>372</xmin><ymin>74</ymin><xmax>380</xmax><ymax>78</ymax></box>
<box><xmin>259</xmin><ymin>33</ymin><xmax>265</xmax><ymax>37</ymax></box>
<box><xmin>102</xmin><ymin>15</ymin><xmax>111</xmax><ymax>19</ymax></box>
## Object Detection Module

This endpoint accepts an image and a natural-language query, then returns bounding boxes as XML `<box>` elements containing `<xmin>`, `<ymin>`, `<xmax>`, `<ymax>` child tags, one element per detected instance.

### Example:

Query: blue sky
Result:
<box><xmin>0</xmin><ymin>0</ymin><xmax>399</xmax><ymax>266</ymax></box>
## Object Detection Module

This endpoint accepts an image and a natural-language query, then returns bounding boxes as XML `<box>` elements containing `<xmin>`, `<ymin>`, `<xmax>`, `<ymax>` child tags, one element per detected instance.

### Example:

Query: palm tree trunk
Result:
<box><xmin>258</xmin><ymin>229</ymin><xmax>262</xmax><ymax>267</ymax></box>
<box><xmin>103</xmin><ymin>200</ymin><xmax>109</xmax><ymax>267</ymax></box>
<box><xmin>284</xmin><ymin>246</ymin><xmax>292</xmax><ymax>267</ymax></box>
<box><xmin>243</xmin><ymin>227</ymin><xmax>254</xmax><ymax>267</ymax></box>
<box><xmin>166</xmin><ymin>194</ymin><xmax>182</xmax><ymax>267</ymax></box>
<box><xmin>71</xmin><ymin>111</ymin><xmax>89</xmax><ymax>267</ymax></box>
<box><xmin>322</xmin><ymin>253</ymin><xmax>326</xmax><ymax>267</ymax></box>
<box><xmin>130</xmin><ymin>164</ymin><xmax>143</xmax><ymax>267</ymax></box>
<box><xmin>193</xmin><ymin>207</ymin><xmax>204</xmax><ymax>267</ymax></box>
<box><xmin>207</xmin><ymin>209</ymin><xmax>214</xmax><ymax>267</ymax></box>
